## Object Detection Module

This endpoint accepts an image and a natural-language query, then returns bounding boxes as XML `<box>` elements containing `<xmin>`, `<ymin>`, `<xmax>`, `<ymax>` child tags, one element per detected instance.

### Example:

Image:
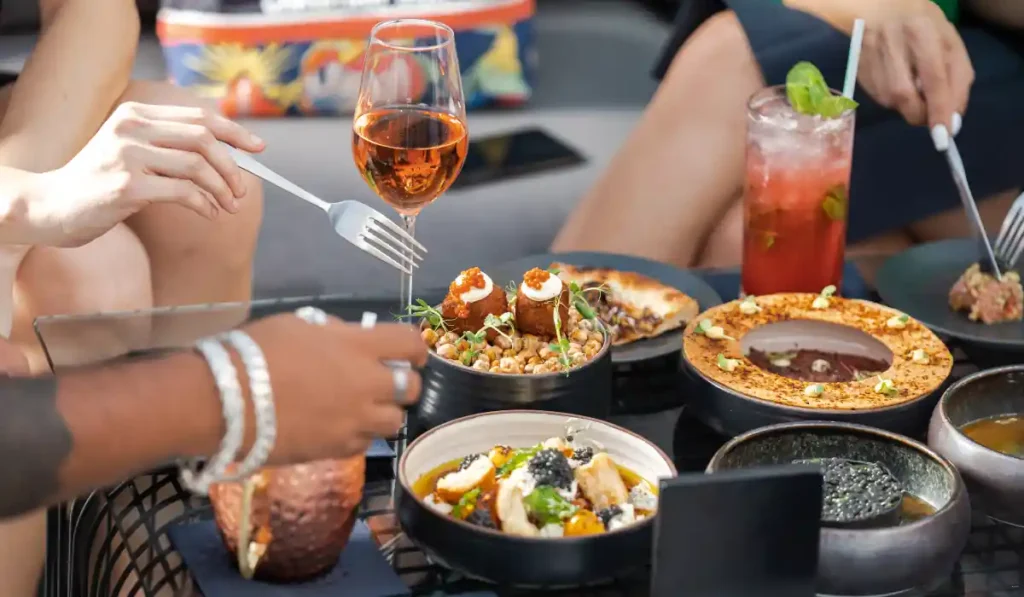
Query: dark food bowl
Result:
<box><xmin>411</xmin><ymin>322</ymin><xmax>613</xmax><ymax>437</ymax></box>
<box><xmin>928</xmin><ymin>365</ymin><xmax>1024</xmax><ymax>526</ymax></box>
<box><xmin>685</xmin><ymin>318</ymin><xmax>951</xmax><ymax>438</ymax></box>
<box><xmin>707</xmin><ymin>422</ymin><xmax>971</xmax><ymax>596</ymax></box>
<box><xmin>396</xmin><ymin>410</ymin><xmax>677</xmax><ymax>588</ymax></box>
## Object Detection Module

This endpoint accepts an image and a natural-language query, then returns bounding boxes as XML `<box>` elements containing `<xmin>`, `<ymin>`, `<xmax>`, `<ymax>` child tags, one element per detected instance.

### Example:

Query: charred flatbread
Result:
<box><xmin>552</xmin><ymin>263</ymin><xmax>699</xmax><ymax>345</ymax></box>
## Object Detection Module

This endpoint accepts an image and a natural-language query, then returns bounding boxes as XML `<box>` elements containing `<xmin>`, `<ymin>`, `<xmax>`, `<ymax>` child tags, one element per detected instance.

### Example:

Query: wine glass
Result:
<box><xmin>353</xmin><ymin>19</ymin><xmax>468</xmax><ymax>312</ymax></box>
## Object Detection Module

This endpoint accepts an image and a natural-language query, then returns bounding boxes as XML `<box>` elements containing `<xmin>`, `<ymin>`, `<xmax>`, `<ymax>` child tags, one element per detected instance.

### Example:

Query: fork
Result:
<box><xmin>994</xmin><ymin>191</ymin><xmax>1024</xmax><ymax>272</ymax></box>
<box><xmin>226</xmin><ymin>146</ymin><xmax>426</xmax><ymax>274</ymax></box>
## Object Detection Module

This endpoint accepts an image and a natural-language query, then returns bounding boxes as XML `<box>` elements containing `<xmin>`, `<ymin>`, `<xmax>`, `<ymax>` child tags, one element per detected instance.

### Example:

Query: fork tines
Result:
<box><xmin>358</xmin><ymin>217</ymin><xmax>426</xmax><ymax>275</ymax></box>
<box><xmin>994</xmin><ymin>191</ymin><xmax>1024</xmax><ymax>271</ymax></box>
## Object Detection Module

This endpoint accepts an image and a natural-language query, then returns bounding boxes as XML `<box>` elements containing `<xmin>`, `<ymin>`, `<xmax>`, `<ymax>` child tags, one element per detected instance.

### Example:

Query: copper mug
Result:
<box><xmin>209</xmin><ymin>456</ymin><xmax>366</xmax><ymax>582</ymax></box>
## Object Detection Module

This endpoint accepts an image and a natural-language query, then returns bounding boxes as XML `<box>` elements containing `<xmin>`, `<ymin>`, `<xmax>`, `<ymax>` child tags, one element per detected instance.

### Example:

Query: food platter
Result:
<box><xmin>683</xmin><ymin>292</ymin><xmax>953</xmax><ymax>436</ymax></box>
<box><xmin>481</xmin><ymin>252</ymin><xmax>722</xmax><ymax>365</ymax></box>
<box><xmin>395</xmin><ymin>410</ymin><xmax>677</xmax><ymax>587</ymax></box>
<box><xmin>877</xmin><ymin>239</ymin><xmax>1024</xmax><ymax>350</ymax></box>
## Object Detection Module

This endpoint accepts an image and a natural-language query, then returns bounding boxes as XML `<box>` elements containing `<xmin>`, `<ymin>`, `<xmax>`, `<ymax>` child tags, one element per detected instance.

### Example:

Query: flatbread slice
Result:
<box><xmin>552</xmin><ymin>263</ymin><xmax>699</xmax><ymax>345</ymax></box>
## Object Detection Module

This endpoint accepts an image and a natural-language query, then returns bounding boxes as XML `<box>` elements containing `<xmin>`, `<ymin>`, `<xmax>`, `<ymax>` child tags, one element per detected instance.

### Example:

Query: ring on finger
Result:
<box><xmin>392</xmin><ymin>365</ymin><xmax>410</xmax><ymax>406</ymax></box>
<box><xmin>295</xmin><ymin>306</ymin><xmax>329</xmax><ymax>326</ymax></box>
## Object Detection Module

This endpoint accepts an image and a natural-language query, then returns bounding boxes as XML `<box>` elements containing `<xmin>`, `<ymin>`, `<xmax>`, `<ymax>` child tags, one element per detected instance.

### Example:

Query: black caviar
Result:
<box><xmin>572</xmin><ymin>447</ymin><xmax>594</xmax><ymax>465</ymax></box>
<box><xmin>527</xmin><ymin>449</ymin><xmax>574</xmax><ymax>491</ymax></box>
<box><xmin>465</xmin><ymin>508</ymin><xmax>497</xmax><ymax>529</ymax></box>
<box><xmin>800</xmin><ymin>457</ymin><xmax>904</xmax><ymax>525</ymax></box>
<box><xmin>458</xmin><ymin>453</ymin><xmax>484</xmax><ymax>471</ymax></box>
<box><xmin>596</xmin><ymin>505</ymin><xmax>622</xmax><ymax>529</ymax></box>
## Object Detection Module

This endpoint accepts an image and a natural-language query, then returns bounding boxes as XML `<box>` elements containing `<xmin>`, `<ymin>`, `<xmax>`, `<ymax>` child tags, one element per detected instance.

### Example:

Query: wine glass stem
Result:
<box><xmin>399</xmin><ymin>215</ymin><xmax>416</xmax><ymax>312</ymax></box>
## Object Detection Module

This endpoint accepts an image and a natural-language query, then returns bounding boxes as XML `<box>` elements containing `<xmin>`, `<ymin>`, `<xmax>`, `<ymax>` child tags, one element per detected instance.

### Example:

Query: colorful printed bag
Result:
<box><xmin>156</xmin><ymin>0</ymin><xmax>536</xmax><ymax>117</ymax></box>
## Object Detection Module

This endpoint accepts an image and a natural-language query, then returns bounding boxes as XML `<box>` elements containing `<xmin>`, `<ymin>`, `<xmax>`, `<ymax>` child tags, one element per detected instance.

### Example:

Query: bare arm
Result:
<box><xmin>0</xmin><ymin>351</ymin><xmax>224</xmax><ymax>518</ymax></box>
<box><xmin>0</xmin><ymin>0</ymin><xmax>139</xmax><ymax>172</ymax></box>
<box><xmin>964</xmin><ymin>0</ymin><xmax>1024</xmax><ymax>29</ymax></box>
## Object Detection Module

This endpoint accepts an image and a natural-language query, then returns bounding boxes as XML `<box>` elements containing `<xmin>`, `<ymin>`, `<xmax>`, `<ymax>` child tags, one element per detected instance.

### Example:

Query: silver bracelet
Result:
<box><xmin>180</xmin><ymin>338</ymin><xmax>246</xmax><ymax>495</ymax></box>
<box><xmin>220</xmin><ymin>330</ymin><xmax>276</xmax><ymax>481</ymax></box>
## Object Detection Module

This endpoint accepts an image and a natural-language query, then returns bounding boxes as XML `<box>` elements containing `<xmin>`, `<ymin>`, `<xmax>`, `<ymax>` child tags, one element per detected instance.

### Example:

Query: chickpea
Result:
<box><xmin>570</xmin><ymin>329</ymin><xmax>589</xmax><ymax>344</ymax></box>
<box><xmin>572</xmin><ymin>353</ymin><xmax>587</xmax><ymax>365</ymax></box>
<box><xmin>528</xmin><ymin>356</ymin><xmax>543</xmax><ymax>366</ymax></box>
<box><xmin>456</xmin><ymin>339</ymin><xmax>470</xmax><ymax>352</ymax></box>
<box><xmin>522</xmin><ymin>334</ymin><xmax>541</xmax><ymax>352</ymax></box>
<box><xmin>436</xmin><ymin>343</ymin><xmax>458</xmax><ymax>359</ymax></box>
<box><xmin>485</xmin><ymin>346</ymin><xmax>502</xmax><ymax>362</ymax></box>
<box><xmin>495</xmin><ymin>335</ymin><xmax>513</xmax><ymax>350</ymax></box>
<box><xmin>490</xmin><ymin>365</ymin><xmax>501</xmax><ymax>373</ymax></box>
<box><xmin>512</xmin><ymin>336</ymin><xmax>524</xmax><ymax>352</ymax></box>
<box><xmin>569</xmin><ymin>342</ymin><xmax>583</xmax><ymax>353</ymax></box>
<box><xmin>584</xmin><ymin>340</ymin><xmax>602</xmax><ymax>354</ymax></box>
<box><xmin>533</xmin><ymin>364</ymin><xmax>549</xmax><ymax>374</ymax></box>
<box><xmin>539</xmin><ymin>345</ymin><xmax>554</xmax><ymax>360</ymax></box>
<box><xmin>518</xmin><ymin>349</ymin><xmax>537</xmax><ymax>362</ymax></box>
<box><xmin>422</xmin><ymin>328</ymin><xmax>440</xmax><ymax>347</ymax></box>
<box><xmin>577</xmin><ymin>319</ymin><xmax>594</xmax><ymax>332</ymax></box>
<box><xmin>545</xmin><ymin>357</ymin><xmax>561</xmax><ymax>369</ymax></box>
<box><xmin>499</xmin><ymin>357</ymin><xmax>519</xmax><ymax>373</ymax></box>
<box><xmin>503</xmin><ymin>349</ymin><xmax>516</xmax><ymax>359</ymax></box>
<box><xmin>524</xmin><ymin>363</ymin><xmax>536</xmax><ymax>374</ymax></box>
<box><xmin>588</xmin><ymin>331</ymin><xmax>605</xmax><ymax>345</ymax></box>
<box><xmin>443</xmin><ymin>331</ymin><xmax>460</xmax><ymax>344</ymax></box>
<box><xmin>472</xmin><ymin>359</ymin><xmax>489</xmax><ymax>371</ymax></box>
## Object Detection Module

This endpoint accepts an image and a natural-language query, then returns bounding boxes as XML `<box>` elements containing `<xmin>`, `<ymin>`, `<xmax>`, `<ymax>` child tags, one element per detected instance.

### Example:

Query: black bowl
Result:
<box><xmin>396</xmin><ymin>410</ymin><xmax>677</xmax><ymax>587</ymax></box>
<box><xmin>928</xmin><ymin>365</ymin><xmax>1024</xmax><ymax>526</ymax></box>
<box><xmin>707</xmin><ymin>422</ymin><xmax>971</xmax><ymax>596</ymax></box>
<box><xmin>410</xmin><ymin>323</ymin><xmax>614</xmax><ymax>436</ymax></box>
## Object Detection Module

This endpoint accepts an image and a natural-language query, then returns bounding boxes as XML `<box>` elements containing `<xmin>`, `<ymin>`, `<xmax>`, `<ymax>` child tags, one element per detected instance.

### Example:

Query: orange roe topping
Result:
<box><xmin>448</xmin><ymin>267</ymin><xmax>487</xmax><ymax>318</ymax></box>
<box><xmin>523</xmin><ymin>268</ymin><xmax>552</xmax><ymax>290</ymax></box>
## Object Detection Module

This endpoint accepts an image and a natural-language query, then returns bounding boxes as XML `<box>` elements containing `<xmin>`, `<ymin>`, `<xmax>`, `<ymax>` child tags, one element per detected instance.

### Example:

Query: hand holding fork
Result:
<box><xmin>226</xmin><ymin>146</ymin><xmax>426</xmax><ymax>275</ymax></box>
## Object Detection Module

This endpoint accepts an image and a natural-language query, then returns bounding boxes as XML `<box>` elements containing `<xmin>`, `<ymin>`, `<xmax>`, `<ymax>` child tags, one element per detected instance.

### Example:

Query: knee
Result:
<box><xmin>697</xmin><ymin>201</ymin><xmax>745</xmax><ymax>268</ymax></box>
<box><xmin>663</xmin><ymin>11</ymin><xmax>760</xmax><ymax>88</ymax></box>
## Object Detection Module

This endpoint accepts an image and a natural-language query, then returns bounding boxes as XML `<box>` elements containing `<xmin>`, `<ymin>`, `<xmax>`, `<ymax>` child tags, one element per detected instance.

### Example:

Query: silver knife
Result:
<box><xmin>944</xmin><ymin>137</ymin><xmax>1002</xmax><ymax>277</ymax></box>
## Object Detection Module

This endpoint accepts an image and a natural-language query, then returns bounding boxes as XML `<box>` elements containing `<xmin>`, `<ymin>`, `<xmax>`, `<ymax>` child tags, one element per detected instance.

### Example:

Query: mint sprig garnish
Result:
<box><xmin>785</xmin><ymin>62</ymin><xmax>858</xmax><ymax>118</ymax></box>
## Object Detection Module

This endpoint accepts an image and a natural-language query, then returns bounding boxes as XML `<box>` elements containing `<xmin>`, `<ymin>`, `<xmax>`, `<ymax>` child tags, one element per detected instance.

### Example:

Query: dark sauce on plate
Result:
<box><xmin>748</xmin><ymin>348</ymin><xmax>888</xmax><ymax>383</ymax></box>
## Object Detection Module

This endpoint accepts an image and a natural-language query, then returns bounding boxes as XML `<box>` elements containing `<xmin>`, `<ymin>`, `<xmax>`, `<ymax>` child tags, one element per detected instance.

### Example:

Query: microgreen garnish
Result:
<box><xmin>910</xmin><ymin>349</ymin><xmax>929</xmax><ymax>364</ymax></box>
<box><xmin>505</xmin><ymin>281</ymin><xmax>518</xmax><ymax>303</ymax></box>
<box><xmin>886</xmin><ymin>313</ymin><xmax>910</xmax><ymax>329</ymax></box>
<box><xmin>398</xmin><ymin>298</ymin><xmax>451</xmax><ymax>331</ymax></box>
<box><xmin>696</xmin><ymin>319</ymin><xmax>734</xmax><ymax>340</ymax></box>
<box><xmin>763</xmin><ymin>231</ymin><xmax>776</xmax><ymax>250</ymax></box>
<box><xmin>550</xmin><ymin>304</ymin><xmax>573</xmax><ymax>371</ymax></box>
<box><xmin>568</xmin><ymin>280</ymin><xmax>603</xmax><ymax>320</ymax></box>
<box><xmin>481</xmin><ymin>312</ymin><xmax>516</xmax><ymax>341</ymax></box>
<box><xmin>785</xmin><ymin>61</ymin><xmax>858</xmax><ymax>118</ymax></box>
<box><xmin>822</xmin><ymin>185</ymin><xmax>848</xmax><ymax>221</ymax></box>
<box><xmin>460</xmin><ymin>330</ymin><xmax>486</xmax><ymax>365</ymax></box>
<box><xmin>547</xmin><ymin>266</ymin><xmax>561</xmax><ymax>275</ymax></box>
<box><xmin>804</xmin><ymin>384</ymin><xmax>825</xmax><ymax>397</ymax></box>
<box><xmin>811</xmin><ymin>285</ymin><xmax>837</xmax><ymax>310</ymax></box>
<box><xmin>873</xmin><ymin>376</ymin><xmax>897</xmax><ymax>396</ymax></box>
<box><xmin>716</xmin><ymin>353</ymin><xmax>740</xmax><ymax>372</ymax></box>
<box><xmin>739</xmin><ymin>295</ymin><xmax>762</xmax><ymax>315</ymax></box>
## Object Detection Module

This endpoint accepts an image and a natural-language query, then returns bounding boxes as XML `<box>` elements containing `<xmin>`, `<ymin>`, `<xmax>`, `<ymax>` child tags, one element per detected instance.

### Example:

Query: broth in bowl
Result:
<box><xmin>961</xmin><ymin>415</ymin><xmax>1024</xmax><ymax>458</ymax></box>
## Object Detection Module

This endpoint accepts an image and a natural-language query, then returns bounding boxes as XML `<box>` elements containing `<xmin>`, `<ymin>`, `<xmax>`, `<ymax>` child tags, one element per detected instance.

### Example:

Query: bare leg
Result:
<box><xmin>552</xmin><ymin>11</ymin><xmax>763</xmax><ymax>267</ymax></box>
<box><xmin>120</xmin><ymin>82</ymin><xmax>263</xmax><ymax>323</ymax></box>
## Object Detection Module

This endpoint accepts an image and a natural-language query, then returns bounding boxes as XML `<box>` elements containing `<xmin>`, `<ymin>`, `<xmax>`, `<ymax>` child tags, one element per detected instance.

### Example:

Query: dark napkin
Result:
<box><xmin>699</xmin><ymin>262</ymin><xmax>872</xmax><ymax>302</ymax></box>
<box><xmin>168</xmin><ymin>519</ymin><xmax>409</xmax><ymax>597</ymax></box>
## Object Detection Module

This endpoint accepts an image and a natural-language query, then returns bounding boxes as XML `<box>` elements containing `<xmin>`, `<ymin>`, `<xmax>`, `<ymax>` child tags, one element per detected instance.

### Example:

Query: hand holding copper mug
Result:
<box><xmin>205</xmin><ymin>311</ymin><xmax>425</xmax><ymax>581</ymax></box>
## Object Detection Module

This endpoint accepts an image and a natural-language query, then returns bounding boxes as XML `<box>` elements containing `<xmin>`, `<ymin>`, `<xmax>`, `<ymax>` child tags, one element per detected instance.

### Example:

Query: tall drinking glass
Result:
<box><xmin>353</xmin><ymin>19</ymin><xmax>468</xmax><ymax>312</ymax></box>
<box><xmin>741</xmin><ymin>86</ymin><xmax>855</xmax><ymax>296</ymax></box>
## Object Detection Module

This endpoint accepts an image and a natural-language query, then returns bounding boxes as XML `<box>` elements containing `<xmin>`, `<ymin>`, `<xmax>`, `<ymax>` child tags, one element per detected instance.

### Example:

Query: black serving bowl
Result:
<box><xmin>410</xmin><ymin>323</ymin><xmax>614</xmax><ymax>437</ymax></box>
<box><xmin>707</xmin><ymin>421</ymin><xmax>971</xmax><ymax>596</ymax></box>
<box><xmin>928</xmin><ymin>365</ymin><xmax>1024</xmax><ymax>526</ymax></box>
<box><xmin>684</xmin><ymin>361</ymin><xmax>944</xmax><ymax>439</ymax></box>
<box><xmin>396</xmin><ymin>410</ymin><xmax>677</xmax><ymax>588</ymax></box>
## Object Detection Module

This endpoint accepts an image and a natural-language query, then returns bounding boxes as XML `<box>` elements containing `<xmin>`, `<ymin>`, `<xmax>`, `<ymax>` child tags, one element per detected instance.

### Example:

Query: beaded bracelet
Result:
<box><xmin>181</xmin><ymin>338</ymin><xmax>246</xmax><ymax>495</ymax></box>
<box><xmin>221</xmin><ymin>330</ymin><xmax>277</xmax><ymax>481</ymax></box>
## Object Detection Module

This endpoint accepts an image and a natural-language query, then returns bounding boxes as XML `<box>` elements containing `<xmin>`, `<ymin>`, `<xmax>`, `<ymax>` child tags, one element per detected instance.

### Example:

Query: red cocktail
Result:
<box><xmin>741</xmin><ymin>85</ymin><xmax>855</xmax><ymax>295</ymax></box>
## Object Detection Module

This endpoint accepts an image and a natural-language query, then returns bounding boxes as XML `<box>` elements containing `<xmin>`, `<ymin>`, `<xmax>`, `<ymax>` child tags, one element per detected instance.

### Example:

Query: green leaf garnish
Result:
<box><xmin>496</xmin><ymin>446</ymin><xmax>540</xmax><ymax>476</ymax></box>
<box><xmin>547</xmin><ymin>266</ymin><xmax>561</xmax><ymax>275</ymax></box>
<box><xmin>821</xmin><ymin>185</ymin><xmax>848</xmax><ymax>221</ymax></box>
<box><xmin>398</xmin><ymin>299</ymin><xmax>451</xmax><ymax>332</ymax></box>
<box><xmin>785</xmin><ymin>61</ymin><xmax>858</xmax><ymax>118</ymax></box>
<box><xmin>763</xmin><ymin>232</ymin><xmax>776</xmax><ymax>250</ymax></box>
<box><xmin>523</xmin><ymin>486</ymin><xmax>577</xmax><ymax>525</ymax></box>
<box><xmin>451</xmin><ymin>487</ymin><xmax>481</xmax><ymax>519</ymax></box>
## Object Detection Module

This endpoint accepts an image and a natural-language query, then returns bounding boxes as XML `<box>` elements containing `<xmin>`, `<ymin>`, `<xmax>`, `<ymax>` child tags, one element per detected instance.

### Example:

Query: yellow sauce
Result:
<box><xmin>900</xmin><ymin>494</ymin><xmax>936</xmax><ymax>523</ymax></box>
<box><xmin>961</xmin><ymin>415</ymin><xmax>1024</xmax><ymax>458</ymax></box>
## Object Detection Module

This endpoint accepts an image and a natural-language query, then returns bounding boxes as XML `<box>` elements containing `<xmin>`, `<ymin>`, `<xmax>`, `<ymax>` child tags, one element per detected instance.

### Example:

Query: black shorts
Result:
<box><xmin>654</xmin><ymin>0</ymin><xmax>1024</xmax><ymax>243</ymax></box>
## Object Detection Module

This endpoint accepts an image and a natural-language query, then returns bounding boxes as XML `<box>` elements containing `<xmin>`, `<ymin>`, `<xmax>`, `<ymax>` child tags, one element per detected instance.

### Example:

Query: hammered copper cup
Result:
<box><xmin>209</xmin><ymin>456</ymin><xmax>366</xmax><ymax>582</ymax></box>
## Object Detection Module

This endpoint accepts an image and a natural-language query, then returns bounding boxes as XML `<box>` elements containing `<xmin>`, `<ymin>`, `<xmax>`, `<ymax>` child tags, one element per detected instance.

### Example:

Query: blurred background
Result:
<box><xmin>0</xmin><ymin>0</ymin><xmax>680</xmax><ymax>298</ymax></box>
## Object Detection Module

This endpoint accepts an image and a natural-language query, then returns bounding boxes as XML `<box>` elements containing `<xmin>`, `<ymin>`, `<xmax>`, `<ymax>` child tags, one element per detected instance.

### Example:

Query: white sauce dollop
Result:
<box><xmin>628</xmin><ymin>483</ymin><xmax>658</xmax><ymax>511</ymax></box>
<box><xmin>424</xmin><ymin>494</ymin><xmax>453</xmax><ymax>515</ymax></box>
<box><xmin>606</xmin><ymin>503</ymin><xmax>636</xmax><ymax>531</ymax></box>
<box><xmin>454</xmin><ymin>271</ymin><xmax>495</xmax><ymax>304</ymax></box>
<box><xmin>520</xmin><ymin>273</ymin><xmax>563</xmax><ymax>302</ymax></box>
<box><xmin>539</xmin><ymin>523</ymin><xmax>565</xmax><ymax>538</ymax></box>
